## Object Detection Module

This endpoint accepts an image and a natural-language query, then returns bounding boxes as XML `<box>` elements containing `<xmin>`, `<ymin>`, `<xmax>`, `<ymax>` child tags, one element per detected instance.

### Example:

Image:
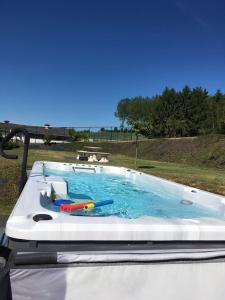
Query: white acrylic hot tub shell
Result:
<box><xmin>5</xmin><ymin>161</ymin><xmax>225</xmax><ymax>241</ymax></box>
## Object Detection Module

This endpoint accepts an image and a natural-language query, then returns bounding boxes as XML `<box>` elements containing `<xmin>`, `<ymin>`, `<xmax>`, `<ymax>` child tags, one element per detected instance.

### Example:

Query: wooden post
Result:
<box><xmin>135</xmin><ymin>133</ymin><xmax>138</xmax><ymax>169</ymax></box>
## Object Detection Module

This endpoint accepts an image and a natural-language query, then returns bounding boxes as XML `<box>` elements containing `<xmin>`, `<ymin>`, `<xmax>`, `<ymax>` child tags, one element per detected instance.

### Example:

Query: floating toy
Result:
<box><xmin>84</xmin><ymin>200</ymin><xmax>113</xmax><ymax>210</ymax></box>
<box><xmin>95</xmin><ymin>200</ymin><xmax>113</xmax><ymax>207</ymax></box>
<box><xmin>60</xmin><ymin>201</ymin><xmax>94</xmax><ymax>212</ymax></box>
<box><xmin>54</xmin><ymin>198</ymin><xmax>95</xmax><ymax>206</ymax></box>
<box><xmin>54</xmin><ymin>199</ymin><xmax>74</xmax><ymax>206</ymax></box>
<box><xmin>84</xmin><ymin>203</ymin><xmax>95</xmax><ymax>210</ymax></box>
<box><xmin>59</xmin><ymin>199</ymin><xmax>114</xmax><ymax>213</ymax></box>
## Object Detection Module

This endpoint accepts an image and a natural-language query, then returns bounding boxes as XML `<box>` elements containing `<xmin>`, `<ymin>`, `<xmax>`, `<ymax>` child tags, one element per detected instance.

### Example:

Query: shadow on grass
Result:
<box><xmin>138</xmin><ymin>165</ymin><xmax>155</xmax><ymax>169</ymax></box>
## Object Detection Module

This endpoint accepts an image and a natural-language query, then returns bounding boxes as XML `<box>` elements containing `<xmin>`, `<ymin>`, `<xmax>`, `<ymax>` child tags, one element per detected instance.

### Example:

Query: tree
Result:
<box><xmin>115</xmin><ymin>85</ymin><xmax>223</xmax><ymax>138</ymax></box>
<box><xmin>69</xmin><ymin>129</ymin><xmax>88</xmax><ymax>141</ymax></box>
<box><xmin>68</xmin><ymin>128</ymin><xmax>76</xmax><ymax>139</ymax></box>
<box><xmin>210</xmin><ymin>90</ymin><xmax>225</xmax><ymax>132</ymax></box>
<box><xmin>43</xmin><ymin>134</ymin><xmax>55</xmax><ymax>145</ymax></box>
<box><xmin>187</xmin><ymin>87</ymin><xmax>208</xmax><ymax>135</ymax></box>
<box><xmin>130</xmin><ymin>120</ymin><xmax>153</xmax><ymax>168</ymax></box>
<box><xmin>115</xmin><ymin>98</ymin><xmax>131</xmax><ymax>127</ymax></box>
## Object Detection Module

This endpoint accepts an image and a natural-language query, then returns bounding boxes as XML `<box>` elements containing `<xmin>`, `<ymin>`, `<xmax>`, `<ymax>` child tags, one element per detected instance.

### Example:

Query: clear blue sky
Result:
<box><xmin>0</xmin><ymin>0</ymin><xmax>225</xmax><ymax>127</ymax></box>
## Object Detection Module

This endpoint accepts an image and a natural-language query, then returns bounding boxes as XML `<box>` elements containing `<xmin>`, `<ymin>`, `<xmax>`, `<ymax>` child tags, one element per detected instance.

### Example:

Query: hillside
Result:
<box><xmin>68</xmin><ymin>134</ymin><xmax>225</xmax><ymax>168</ymax></box>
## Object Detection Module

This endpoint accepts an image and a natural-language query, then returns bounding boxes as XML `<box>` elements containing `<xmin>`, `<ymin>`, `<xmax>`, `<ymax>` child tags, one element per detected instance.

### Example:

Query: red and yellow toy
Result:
<box><xmin>60</xmin><ymin>201</ymin><xmax>94</xmax><ymax>213</ymax></box>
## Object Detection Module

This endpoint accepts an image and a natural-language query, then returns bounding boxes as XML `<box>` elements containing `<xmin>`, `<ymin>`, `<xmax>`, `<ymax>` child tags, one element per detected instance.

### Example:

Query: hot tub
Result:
<box><xmin>5</xmin><ymin>161</ymin><xmax>225</xmax><ymax>300</ymax></box>
<box><xmin>6</xmin><ymin>161</ymin><xmax>225</xmax><ymax>243</ymax></box>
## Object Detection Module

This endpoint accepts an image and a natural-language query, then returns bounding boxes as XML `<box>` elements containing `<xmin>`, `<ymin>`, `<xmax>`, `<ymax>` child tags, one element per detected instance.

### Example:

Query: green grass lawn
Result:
<box><xmin>1</xmin><ymin>148</ymin><xmax>225</xmax><ymax>215</ymax></box>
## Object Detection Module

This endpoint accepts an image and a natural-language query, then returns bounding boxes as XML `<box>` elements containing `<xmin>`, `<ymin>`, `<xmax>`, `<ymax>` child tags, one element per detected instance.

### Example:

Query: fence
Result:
<box><xmin>0</xmin><ymin>124</ymin><xmax>144</xmax><ymax>143</ymax></box>
<box><xmin>69</xmin><ymin>127</ymin><xmax>136</xmax><ymax>142</ymax></box>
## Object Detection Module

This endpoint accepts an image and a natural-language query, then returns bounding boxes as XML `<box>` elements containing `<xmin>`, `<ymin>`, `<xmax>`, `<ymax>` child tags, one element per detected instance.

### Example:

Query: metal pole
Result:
<box><xmin>0</xmin><ymin>128</ymin><xmax>30</xmax><ymax>194</ymax></box>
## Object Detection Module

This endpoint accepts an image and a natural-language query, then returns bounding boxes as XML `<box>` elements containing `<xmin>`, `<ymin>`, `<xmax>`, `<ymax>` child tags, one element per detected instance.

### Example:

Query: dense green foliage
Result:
<box><xmin>4</xmin><ymin>140</ymin><xmax>20</xmax><ymax>149</ymax></box>
<box><xmin>43</xmin><ymin>134</ymin><xmax>56</xmax><ymax>145</ymax></box>
<box><xmin>115</xmin><ymin>86</ymin><xmax>225</xmax><ymax>137</ymax></box>
<box><xmin>68</xmin><ymin>128</ymin><xmax>89</xmax><ymax>141</ymax></box>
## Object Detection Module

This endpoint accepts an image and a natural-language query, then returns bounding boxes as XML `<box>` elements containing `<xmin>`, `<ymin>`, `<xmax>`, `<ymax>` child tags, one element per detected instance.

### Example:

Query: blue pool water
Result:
<box><xmin>44</xmin><ymin>169</ymin><xmax>224</xmax><ymax>219</ymax></box>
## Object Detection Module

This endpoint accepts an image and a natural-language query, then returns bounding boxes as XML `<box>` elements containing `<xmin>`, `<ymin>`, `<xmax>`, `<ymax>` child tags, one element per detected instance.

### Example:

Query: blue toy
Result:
<box><xmin>94</xmin><ymin>200</ymin><xmax>113</xmax><ymax>207</ymax></box>
<box><xmin>54</xmin><ymin>199</ymin><xmax>74</xmax><ymax>206</ymax></box>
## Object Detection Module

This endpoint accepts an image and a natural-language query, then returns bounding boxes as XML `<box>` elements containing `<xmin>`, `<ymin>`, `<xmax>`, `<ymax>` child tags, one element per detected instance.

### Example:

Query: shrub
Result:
<box><xmin>43</xmin><ymin>134</ymin><xmax>55</xmax><ymax>145</ymax></box>
<box><xmin>68</xmin><ymin>129</ymin><xmax>89</xmax><ymax>141</ymax></box>
<box><xmin>4</xmin><ymin>140</ymin><xmax>20</xmax><ymax>150</ymax></box>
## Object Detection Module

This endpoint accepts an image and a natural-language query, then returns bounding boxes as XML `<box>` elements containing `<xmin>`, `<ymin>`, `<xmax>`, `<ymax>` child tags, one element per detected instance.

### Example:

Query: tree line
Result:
<box><xmin>115</xmin><ymin>86</ymin><xmax>225</xmax><ymax>138</ymax></box>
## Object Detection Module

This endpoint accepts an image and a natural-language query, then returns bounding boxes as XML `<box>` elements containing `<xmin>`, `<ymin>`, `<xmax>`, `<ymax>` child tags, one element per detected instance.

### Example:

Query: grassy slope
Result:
<box><xmin>69</xmin><ymin>134</ymin><xmax>225</xmax><ymax>168</ymax></box>
<box><xmin>1</xmin><ymin>141</ymin><xmax>225</xmax><ymax>214</ymax></box>
<box><xmin>30</xmin><ymin>134</ymin><xmax>225</xmax><ymax>168</ymax></box>
<box><xmin>0</xmin><ymin>158</ymin><xmax>20</xmax><ymax>214</ymax></box>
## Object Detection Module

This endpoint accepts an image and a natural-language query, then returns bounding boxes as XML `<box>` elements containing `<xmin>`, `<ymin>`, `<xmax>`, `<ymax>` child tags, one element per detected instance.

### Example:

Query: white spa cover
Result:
<box><xmin>9</xmin><ymin>249</ymin><xmax>225</xmax><ymax>300</ymax></box>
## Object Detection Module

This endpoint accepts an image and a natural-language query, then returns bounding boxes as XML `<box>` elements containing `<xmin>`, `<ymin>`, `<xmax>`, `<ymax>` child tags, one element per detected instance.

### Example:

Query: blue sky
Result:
<box><xmin>0</xmin><ymin>0</ymin><xmax>225</xmax><ymax>127</ymax></box>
